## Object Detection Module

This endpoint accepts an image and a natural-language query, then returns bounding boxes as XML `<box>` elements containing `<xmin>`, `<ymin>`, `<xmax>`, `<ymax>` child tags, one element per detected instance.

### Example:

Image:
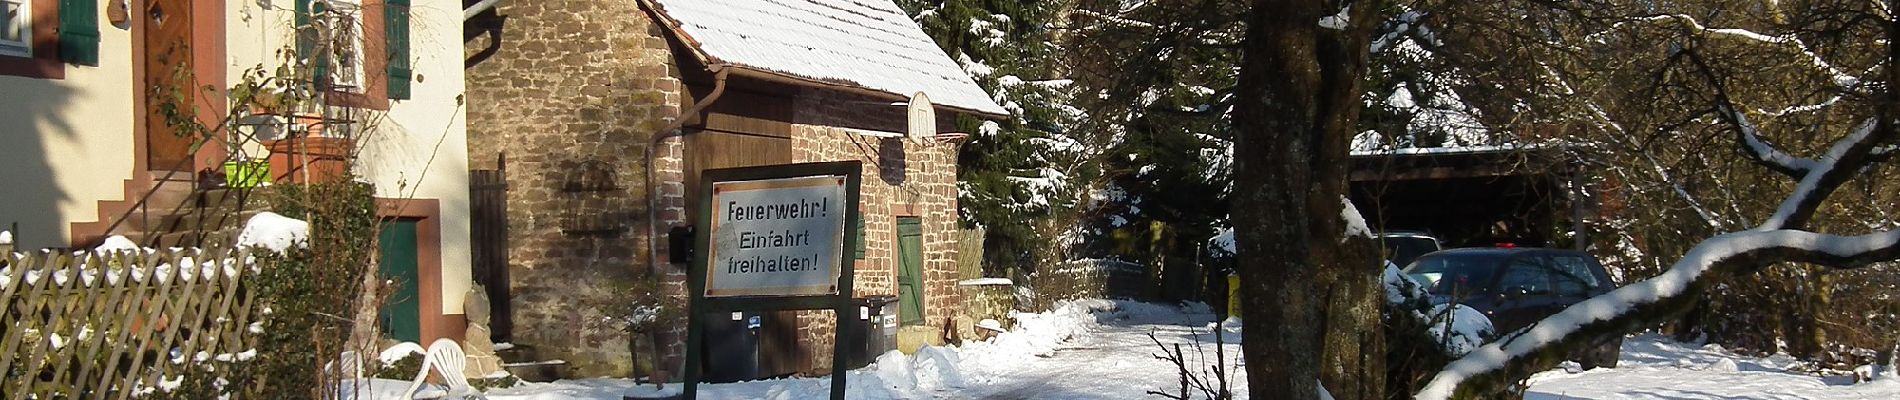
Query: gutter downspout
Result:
<box><xmin>464</xmin><ymin>0</ymin><xmax>505</xmax><ymax>20</ymax></box>
<box><xmin>646</xmin><ymin>64</ymin><xmax>730</xmax><ymax>276</ymax></box>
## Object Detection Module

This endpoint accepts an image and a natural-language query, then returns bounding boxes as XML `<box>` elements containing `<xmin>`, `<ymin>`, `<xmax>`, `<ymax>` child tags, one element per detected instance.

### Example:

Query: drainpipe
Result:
<box><xmin>464</xmin><ymin>0</ymin><xmax>505</xmax><ymax>20</ymax></box>
<box><xmin>646</xmin><ymin>65</ymin><xmax>729</xmax><ymax>276</ymax></box>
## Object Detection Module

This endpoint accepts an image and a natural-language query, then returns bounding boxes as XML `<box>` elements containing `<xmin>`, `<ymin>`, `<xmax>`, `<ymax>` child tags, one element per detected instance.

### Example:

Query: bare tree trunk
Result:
<box><xmin>1232</xmin><ymin>1</ymin><xmax>1383</xmax><ymax>399</ymax></box>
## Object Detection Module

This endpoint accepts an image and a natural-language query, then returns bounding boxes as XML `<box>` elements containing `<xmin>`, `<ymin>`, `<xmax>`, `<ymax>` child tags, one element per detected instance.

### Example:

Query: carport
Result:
<box><xmin>1348</xmin><ymin>145</ymin><xmax>1590</xmax><ymax>250</ymax></box>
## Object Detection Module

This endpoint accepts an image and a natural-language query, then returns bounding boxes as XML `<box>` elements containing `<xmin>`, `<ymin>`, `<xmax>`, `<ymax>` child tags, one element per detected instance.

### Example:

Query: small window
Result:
<box><xmin>0</xmin><ymin>0</ymin><xmax>30</xmax><ymax>57</ymax></box>
<box><xmin>325</xmin><ymin>0</ymin><xmax>368</xmax><ymax>93</ymax></box>
<box><xmin>1551</xmin><ymin>256</ymin><xmax>1602</xmax><ymax>297</ymax></box>
<box><xmin>1495</xmin><ymin>256</ymin><xmax>1552</xmax><ymax>296</ymax></box>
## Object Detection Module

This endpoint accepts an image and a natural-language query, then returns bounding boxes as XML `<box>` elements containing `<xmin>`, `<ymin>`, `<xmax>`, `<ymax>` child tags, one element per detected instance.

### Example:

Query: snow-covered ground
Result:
<box><xmin>1526</xmin><ymin>334</ymin><xmax>1900</xmax><ymax>399</ymax></box>
<box><xmin>366</xmin><ymin>299</ymin><xmax>1899</xmax><ymax>399</ymax></box>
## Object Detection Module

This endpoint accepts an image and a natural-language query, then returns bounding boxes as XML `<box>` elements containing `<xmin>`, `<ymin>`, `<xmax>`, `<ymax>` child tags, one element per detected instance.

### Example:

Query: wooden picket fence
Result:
<box><xmin>0</xmin><ymin>246</ymin><xmax>259</xmax><ymax>399</ymax></box>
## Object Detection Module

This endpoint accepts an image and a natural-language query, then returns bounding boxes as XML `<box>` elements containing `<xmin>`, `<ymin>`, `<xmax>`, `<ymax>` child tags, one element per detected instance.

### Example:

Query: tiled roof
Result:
<box><xmin>644</xmin><ymin>0</ymin><xmax>1008</xmax><ymax>117</ymax></box>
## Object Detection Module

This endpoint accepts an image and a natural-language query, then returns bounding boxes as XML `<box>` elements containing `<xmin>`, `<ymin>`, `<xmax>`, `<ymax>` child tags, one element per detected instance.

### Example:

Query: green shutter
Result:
<box><xmin>58</xmin><ymin>0</ymin><xmax>100</xmax><ymax>65</ymax></box>
<box><xmin>853</xmin><ymin>212</ymin><xmax>866</xmax><ymax>259</ymax></box>
<box><xmin>384</xmin><ymin>0</ymin><xmax>412</xmax><ymax>99</ymax></box>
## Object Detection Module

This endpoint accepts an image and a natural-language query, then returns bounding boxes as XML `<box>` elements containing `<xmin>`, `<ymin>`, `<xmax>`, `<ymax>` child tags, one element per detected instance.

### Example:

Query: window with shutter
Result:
<box><xmin>1</xmin><ymin>0</ymin><xmax>66</xmax><ymax>78</ymax></box>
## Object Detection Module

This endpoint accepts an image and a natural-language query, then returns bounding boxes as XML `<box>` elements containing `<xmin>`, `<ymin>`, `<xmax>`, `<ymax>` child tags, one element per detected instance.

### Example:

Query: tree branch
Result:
<box><xmin>1682</xmin><ymin>49</ymin><xmax>1818</xmax><ymax>179</ymax></box>
<box><xmin>1759</xmin><ymin>117</ymin><xmax>1888</xmax><ymax>230</ymax></box>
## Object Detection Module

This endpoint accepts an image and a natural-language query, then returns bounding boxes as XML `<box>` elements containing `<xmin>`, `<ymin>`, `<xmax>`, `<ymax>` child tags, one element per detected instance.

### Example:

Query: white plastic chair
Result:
<box><xmin>403</xmin><ymin>338</ymin><xmax>484</xmax><ymax>399</ymax></box>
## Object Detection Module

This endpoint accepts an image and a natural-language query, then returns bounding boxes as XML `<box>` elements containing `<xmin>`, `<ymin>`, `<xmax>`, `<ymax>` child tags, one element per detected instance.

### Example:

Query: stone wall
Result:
<box><xmin>463</xmin><ymin>2</ymin><xmax>686</xmax><ymax>377</ymax></box>
<box><xmin>788</xmin><ymin>90</ymin><xmax>966</xmax><ymax>373</ymax></box>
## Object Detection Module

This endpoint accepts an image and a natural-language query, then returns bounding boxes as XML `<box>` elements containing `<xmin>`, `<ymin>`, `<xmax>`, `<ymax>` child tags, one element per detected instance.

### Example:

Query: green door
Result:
<box><xmin>378</xmin><ymin>220</ymin><xmax>422</xmax><ymax>342</ymax></box>
<box><xmin>896</xmin><ymin>217</ymin><xmax>926</xmax><ymax>326</ymax></box>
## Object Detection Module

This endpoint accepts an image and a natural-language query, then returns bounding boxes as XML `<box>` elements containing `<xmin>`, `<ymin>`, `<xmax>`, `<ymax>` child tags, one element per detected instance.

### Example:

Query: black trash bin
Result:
<box><xmin>869</xmin><ymin>295</ymin><xmax>899</xmax><ymax>358</ymax></box>
<box><xmin>840</xmin><ymin>295</ymin><xmax>901</xmax><ymax>369</ymax></box>
<box><xmin>700</xmin><ymin>311</ymin><xmax>761</xmax><ymax>383</ymax></box>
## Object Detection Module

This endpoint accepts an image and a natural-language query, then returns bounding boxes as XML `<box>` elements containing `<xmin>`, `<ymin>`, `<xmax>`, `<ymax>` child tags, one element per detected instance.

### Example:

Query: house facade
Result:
<box><xmin>463</xmin><ymin>0</ymin><xmax>1004</xmax><ymax>377</ymax></box>
<box><xmin>0</xmin><ymin>0</ymin><xmax>474</xmax><ymax>345</ymax></box>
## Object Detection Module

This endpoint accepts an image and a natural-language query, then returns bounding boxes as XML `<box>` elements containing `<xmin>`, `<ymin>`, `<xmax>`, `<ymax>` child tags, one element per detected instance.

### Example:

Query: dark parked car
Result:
<box><xmin>1402</xmin><ymin>247</ymin><xmax>1621</xmax><ymax>369</ymax></box>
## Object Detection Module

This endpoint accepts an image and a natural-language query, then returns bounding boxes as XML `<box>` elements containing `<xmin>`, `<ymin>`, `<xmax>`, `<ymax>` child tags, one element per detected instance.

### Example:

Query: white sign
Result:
<box><xmin>907</xmin><ymin>92</ymin><xmax>936</xmax><ymax>139</ymax></box>
<box><xmin>705</xmin><ymin>175</ymin><xmax>848</xmax><ymax>297</ymax></box>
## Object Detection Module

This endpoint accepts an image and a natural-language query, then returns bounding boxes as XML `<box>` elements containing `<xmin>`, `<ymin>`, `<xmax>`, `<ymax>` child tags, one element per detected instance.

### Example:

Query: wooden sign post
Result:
<box><xmin>683</xmin><ymin>161</ymin><xmax>862</xmax><ymax>400</ymax></box>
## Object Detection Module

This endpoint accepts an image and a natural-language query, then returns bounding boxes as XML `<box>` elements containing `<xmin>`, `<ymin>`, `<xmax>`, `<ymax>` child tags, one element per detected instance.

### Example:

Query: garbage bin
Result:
<box><xmin>840</xmin><ymin>295</ymin><xmax>901</xmax><ymax>369</ymax></box>
<box><xmin>700</xmin><ymin>311</ymin><xmax>761</xmax><ymax>383</ymax></box>
<box><xmin>869</xmin><ymin>296</ymin><xmax>899</xmax><ymax>357</ymax></box>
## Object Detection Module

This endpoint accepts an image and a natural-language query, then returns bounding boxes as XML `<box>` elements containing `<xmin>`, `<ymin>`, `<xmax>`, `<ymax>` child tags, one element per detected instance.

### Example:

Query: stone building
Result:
<box><xmin>463</xmin><ymin>0</ymin><xmax>1006</xmax><ymax>377</ymax></box>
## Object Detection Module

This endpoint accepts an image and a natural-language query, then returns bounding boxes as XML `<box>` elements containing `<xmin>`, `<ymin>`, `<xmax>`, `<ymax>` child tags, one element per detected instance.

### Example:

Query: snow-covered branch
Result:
<box><xmin>1416</xmin><ymin>228</ymin><xmax>1900</xmax><ymax>400</ymax></box>
<box><xmin>1759</xmin><ymin>117</ymin><xmax>1887</xmax><ymax>230</ymax></box>
<box><xmin>1716</xmin><ymin>104</ymin><xmax>1817</xmax><ymax>178</ymax></box>
<box><xmin>1622</xmin><ymin>14</ymin><xmax>1860</xmax><ymax>89</ymax></box>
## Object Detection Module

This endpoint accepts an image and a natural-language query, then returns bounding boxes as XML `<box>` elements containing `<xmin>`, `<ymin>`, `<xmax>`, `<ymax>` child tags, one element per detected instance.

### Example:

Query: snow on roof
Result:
<box><xmin>643</xmin><ymin>0</ymin><xmax>1009</xmax><ymax>117</ymax></box>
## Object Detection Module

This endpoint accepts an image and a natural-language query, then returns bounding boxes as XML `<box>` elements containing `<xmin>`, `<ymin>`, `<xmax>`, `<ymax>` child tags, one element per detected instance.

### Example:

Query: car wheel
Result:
<box><xmin>1579</xmin><ymin>336</ymin><xmax>1622</xmax><ymax>370</ymax></box>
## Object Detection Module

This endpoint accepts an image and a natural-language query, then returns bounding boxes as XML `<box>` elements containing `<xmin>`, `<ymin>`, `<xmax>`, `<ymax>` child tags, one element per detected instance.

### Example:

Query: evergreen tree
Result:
<box><xmin>897</xmin><ymin>0</ymin><xmax>1090</xmax><ymax>275</ymax></box>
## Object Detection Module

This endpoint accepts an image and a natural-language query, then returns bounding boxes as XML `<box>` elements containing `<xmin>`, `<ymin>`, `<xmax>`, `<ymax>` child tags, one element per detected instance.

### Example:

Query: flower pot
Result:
<box><xmin>222</xmin><ymin>160</ymin><xmax>271</xmax><ymax>188</ymax></box>
<box><xmin>263</xmin><ymin>137</ymin><xmax>352</xmax><ymax>184</ymax></box>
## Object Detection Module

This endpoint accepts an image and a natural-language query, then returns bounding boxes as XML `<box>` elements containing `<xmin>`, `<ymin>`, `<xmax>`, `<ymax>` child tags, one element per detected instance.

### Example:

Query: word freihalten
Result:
<box><xmin>726</xmin><ymin>197</ymin><xmax>830</xmax><ymax>275</ymax></box>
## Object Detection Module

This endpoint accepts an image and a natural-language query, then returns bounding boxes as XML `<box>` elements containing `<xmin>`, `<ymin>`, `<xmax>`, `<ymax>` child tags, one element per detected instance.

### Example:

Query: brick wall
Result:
<box><xmin>788</xmin><ymin>90</ymin><xmax>965</xmax><ymax>373</ymax></box>
<box><xmin>464</xmin><ymin>2</ymin><xmax>686</xmax><ymax>377</ymax></box>
<box><xmin>467</xmin><ymin>5</ymin><xmax>970</xmax><ymax>377</ymax></box>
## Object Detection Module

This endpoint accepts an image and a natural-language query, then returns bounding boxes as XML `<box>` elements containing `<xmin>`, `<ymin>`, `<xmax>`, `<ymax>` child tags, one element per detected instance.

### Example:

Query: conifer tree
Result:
<box><xmin>897</xmin><ymin>0</ymin><xmax>1090</xmax><ymax>274</ymax></box>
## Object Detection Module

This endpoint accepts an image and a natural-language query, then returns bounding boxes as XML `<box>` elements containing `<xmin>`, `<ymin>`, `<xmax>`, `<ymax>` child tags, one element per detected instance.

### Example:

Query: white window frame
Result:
<box><xmin>0</xmin><ymin>0</ymin><xmax>31</xmax><ymax>58</ymax></box>
<box><xmin>324</xmin><ymin>0</ymin><xmax>368</xmax><ymax>93</ymax></box>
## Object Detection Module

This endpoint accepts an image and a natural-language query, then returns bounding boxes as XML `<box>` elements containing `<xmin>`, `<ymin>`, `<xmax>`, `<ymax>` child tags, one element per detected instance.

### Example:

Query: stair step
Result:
<box><xmin>197</xmin><ymin>188</ymin><xmax>262</xmax><ymax>211</ymax></box>
<box><xmin>495</xmin><ymin>344</ymin><xmax>540</xmax><ymax>364</ymax></box>
<box><xmin>105</xmin><ymin>210</ymin><xmax>172</xmax><ymax>236</ymax></box>
<box><xmin>161</xmin><ymin>210</ymin><xmax>259</xmax><ymax>233</ymax></box>
<box><xmin>153</xmin><ymin>229</ymin><xmax>241</xmax><ymax>249</ymax></box>
<box><xmin>145</xmin><ymin>176</ymin><xmax>199</xmax><ymax>211</ymax></box>
<box><xmin>500</xmin><ymin>360</ymin><xmax>567</xmax><ymax>383</ymax></box>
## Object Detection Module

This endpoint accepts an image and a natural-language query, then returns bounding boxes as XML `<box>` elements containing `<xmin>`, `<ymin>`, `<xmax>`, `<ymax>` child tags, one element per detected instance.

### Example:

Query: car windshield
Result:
<box><xmin>1403</xmin><ymin>252</ymin><xmax>1502</xmax><ymax>296</ymax></box>
<box><xmin>1380</xmin><ymin>236</ymin><xmax>1440</xmax><ymax>267</ymax></box>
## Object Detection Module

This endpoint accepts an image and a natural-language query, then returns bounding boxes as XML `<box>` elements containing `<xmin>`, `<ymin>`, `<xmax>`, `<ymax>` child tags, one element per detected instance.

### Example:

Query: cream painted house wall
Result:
<box><xmin>225</xmin><ymin>1</ymin><xmax>472</xmax><ymax>314</ymax></box>
<box><xmin>0</xmin><ymin>1</ymin><xmax>467</xmax><ymax>314</ymax></box>
<box><xmin>0</xmin><ymin>4</ymin><xmax>137</xmax><ymax>250</ymax></box>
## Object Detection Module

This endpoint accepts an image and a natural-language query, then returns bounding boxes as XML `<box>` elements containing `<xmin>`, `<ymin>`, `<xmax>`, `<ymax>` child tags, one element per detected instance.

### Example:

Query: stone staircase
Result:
<box><xmin>496</xmin><ymin>344</ymin><xmax>568</xmax><ymax>382</ymax></box>
<box><xmin>73</xmin><ymin>172</ymin><xmax>267</xmax><ymax>249</ymax></box>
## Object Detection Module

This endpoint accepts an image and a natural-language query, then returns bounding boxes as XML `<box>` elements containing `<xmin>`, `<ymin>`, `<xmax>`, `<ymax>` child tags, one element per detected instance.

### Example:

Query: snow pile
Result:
<box><xmin>235</xmin><ymin>212</ymin><xmax>309</xmax><ymax>252</ymax></box>
<box><xmin>1384</xmin><ymin>262</ymin><xmax>1429</xmax><ymax>304</ymax></box>
<box><xmin>97</xmin><ymin>235</ymin><xmax>144</xmax><ymax>252</ymax></box>
<box><xmin>957</xmin><ymin>278</ymin><xmax>1012</xmax><ymax>286</ymax></box>
<box><xmin>1340</xmin><ymin>196</ymin><xmax>1373</xmax><ymax>241</ymax></box>
<box><xmin>1385</xmin><ymin>261</ymin><xmax>1493</xmax><ymax>357</ymax></box>
<box><xmin>970</xmin><ymin>300</ymin><xmax>1115</xmax><ymax>360</ymax></box>
<box><xmin>1425</xmin><ymin>304</ymin><xmax>1494</xmax><ymax>357</ymax></box>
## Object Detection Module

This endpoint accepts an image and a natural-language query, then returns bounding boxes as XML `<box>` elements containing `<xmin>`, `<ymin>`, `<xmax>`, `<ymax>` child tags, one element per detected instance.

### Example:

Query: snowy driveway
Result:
<box><xmin>478</xmin><ymin>300</ymin><xmax>1900</xmax><ymax>400</ymax></box>
<box><xmin>950</xmin><ymin>306</ymin><xmax>1247</xmax><ymax>399</ymax></box>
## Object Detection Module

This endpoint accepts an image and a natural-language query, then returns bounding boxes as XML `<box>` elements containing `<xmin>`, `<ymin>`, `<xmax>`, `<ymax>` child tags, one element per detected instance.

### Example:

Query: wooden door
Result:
<box><xmin>378</xmin><ymin>220</ymin><xmax>423</xmax><ymax>342</ymax></box>
<box><xmin>143</xmin><ymin>0</ymin><xmax>197</xmax><ymax>171</ymax></box>
<box><xmin>896</xmin><ymin>217</ymin><xmax>925</xmax><ymax>326</ymax></box>
<box><xmin>470</xmin><ymin>166</ymin><xmax>512</xmax><ymax>341</ymax></box>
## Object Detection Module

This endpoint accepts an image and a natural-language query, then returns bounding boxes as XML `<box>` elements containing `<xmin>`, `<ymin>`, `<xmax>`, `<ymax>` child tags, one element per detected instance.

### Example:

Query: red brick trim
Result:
<box><xmin>0</xmin><ymin>0</ymin><xmax>63</xmax><ymax>79</ymax></box>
